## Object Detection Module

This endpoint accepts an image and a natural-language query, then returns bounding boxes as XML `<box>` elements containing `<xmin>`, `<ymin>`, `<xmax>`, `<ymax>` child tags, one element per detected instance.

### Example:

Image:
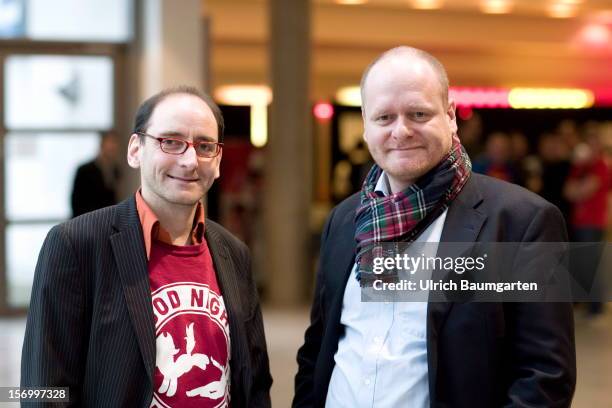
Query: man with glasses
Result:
<box><xmin>22</xmin><ymin>86</ymin><xmax>272</xmax><ymax>407</ymax></box>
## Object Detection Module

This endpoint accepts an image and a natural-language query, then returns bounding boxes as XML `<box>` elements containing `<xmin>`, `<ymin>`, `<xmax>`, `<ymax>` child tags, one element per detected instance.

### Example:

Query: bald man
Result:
<box><xmin>293</xmin><ymin>47</ymin><xmax>575</xmax><ymax>408</ymax></box>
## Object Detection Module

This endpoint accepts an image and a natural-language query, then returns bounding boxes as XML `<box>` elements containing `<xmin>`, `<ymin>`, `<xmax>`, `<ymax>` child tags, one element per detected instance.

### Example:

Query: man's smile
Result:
<box><xmin>167</xmin><ymin>174</ymin><xmax>199</xmax><ymax>182</ymax></box>
<box><xmin>388</xmin><ymin>146</ymin><xmax>425</xmax><ymax>152</ymax></box>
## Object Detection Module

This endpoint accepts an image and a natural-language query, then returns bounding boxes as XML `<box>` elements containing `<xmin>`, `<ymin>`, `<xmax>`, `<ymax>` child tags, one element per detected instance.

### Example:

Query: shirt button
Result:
<box><xmin>374</xmin><ymin>336</ymin><xmax>382</xmax><ymax>344</ymax></box>
<box><xmin>384</xmin><ymin>301</ymin><xmax>391</xmax><ymax>305</ymax></box>
<box><xmin>364</xmin><ymin>378</ymin><xmax>371</xmax><ymax>385</ymax></box>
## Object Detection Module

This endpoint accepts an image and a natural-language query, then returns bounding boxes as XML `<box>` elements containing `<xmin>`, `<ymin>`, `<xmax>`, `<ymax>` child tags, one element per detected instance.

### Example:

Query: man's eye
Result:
<box><xmin>163</xmin><ymin>139</ymin><xmax>183</xmax><ymax>147</ymax></box>
<box><xmin>413</xmin><ymin>111</ymin><xmax>428</xmax><ymax>120</ymax></box>
<box><xmin>197</xmin><ymin>143</ymin><xmax>215</xmax><ymax>153</ymax></box>
<box><xmin>161</xmin><ymin>139</ymin><xmax>187</xmax><ymax>152</ymax></box>
<box><xmin>376</xmin><ymin>115</ymin><xmax>391</xmax><ymax>122</ymax></box>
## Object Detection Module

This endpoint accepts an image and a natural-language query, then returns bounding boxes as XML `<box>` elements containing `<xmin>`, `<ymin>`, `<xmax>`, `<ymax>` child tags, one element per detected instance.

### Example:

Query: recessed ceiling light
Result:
<box><xmin>410</xmin><ymin>0</ymin><xmax>444</xmax><ymax>10</ymax></box>
<box><xmin>547</xmin><ymin>2</ymin><xmax>578</xmax><ymax>18</ymax></box>
<box><xmin>480</xmin><ymin>0</ymin><xmax>513</xmax><ymax>14</ymax></box>
<box><xmin>214</xmin><ymin>85</ymin><xmax>272</xmax><ymax>148</ymax></box>
<box><xmin>214</xmin><ymin>85</ymin><xmax>272</xmax><ymax>106</ymax></box>
<box><xmin>579</xmin><ymin>23</ymin><xmax>611</xmax><ymax>46</ymax></box>
<box><xmin>336</xmin><ymin>86</ymin><xmax>362</xmax><ymax>107</ymax></box>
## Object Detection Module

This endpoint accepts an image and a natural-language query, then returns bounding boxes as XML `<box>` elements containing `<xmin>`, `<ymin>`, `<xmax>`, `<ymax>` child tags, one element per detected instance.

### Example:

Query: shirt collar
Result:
<box><xmin>135</xmin><ymin>190</ymin><xmax>206</xmax><ymax>260</ymax></box>
<box><xmin>374</xmin><ymin>171</ymin><xmax>391</xmax><ymax>196</ymax></box>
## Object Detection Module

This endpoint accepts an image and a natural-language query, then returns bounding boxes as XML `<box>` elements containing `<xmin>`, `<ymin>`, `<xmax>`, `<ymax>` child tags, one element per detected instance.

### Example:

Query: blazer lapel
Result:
<box><xmin>426</xmin><ymin>175</ymin><xmax>487</xmax><ymax>404</ymax></box>
<box><xmin>204</xmin><ymin>223</ymin><xmax>247</xmax><ymax>401</ymax></box>
<box><xmin>328</xmin><ymin>205</ymin><xmax>359</xmax><ymax>314</ymax></box>
<box><xmin>110</xmin><ymin>197</ymin><xmax>156</xmax><ymax>381</ymax></box>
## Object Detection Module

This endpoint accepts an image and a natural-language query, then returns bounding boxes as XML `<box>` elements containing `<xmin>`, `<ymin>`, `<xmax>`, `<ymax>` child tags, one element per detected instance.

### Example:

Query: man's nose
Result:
<box><xmin>178</xmin><ymin>143</ymin><xmax>199</xmax><ymax>168</ymax></box>
<box><xmin>391</xmin><ymin>116</ymin><xmax>414</xmax><ymax>139</ymax></box>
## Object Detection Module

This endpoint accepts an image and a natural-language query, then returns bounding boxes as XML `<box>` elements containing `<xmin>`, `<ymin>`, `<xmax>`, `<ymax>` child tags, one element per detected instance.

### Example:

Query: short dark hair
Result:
<box><xmin>132</xmin><ymin>85</ymin><xmax>225</xmax><ymax>141</ymax></box>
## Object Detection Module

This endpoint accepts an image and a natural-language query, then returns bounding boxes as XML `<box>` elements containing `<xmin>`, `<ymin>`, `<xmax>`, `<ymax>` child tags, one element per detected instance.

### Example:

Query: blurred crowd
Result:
<box><xmin>463</xmin><ymin>116</ymin><xmax>612</xmax><ymax>316</ymax></box>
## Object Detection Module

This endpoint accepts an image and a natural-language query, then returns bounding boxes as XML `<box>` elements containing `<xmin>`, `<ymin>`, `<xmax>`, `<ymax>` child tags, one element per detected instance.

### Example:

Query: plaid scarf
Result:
<box><xmin>354</xmin><ymin>134</ymin><xmax>472</xmax><ymax>281</ymax></box>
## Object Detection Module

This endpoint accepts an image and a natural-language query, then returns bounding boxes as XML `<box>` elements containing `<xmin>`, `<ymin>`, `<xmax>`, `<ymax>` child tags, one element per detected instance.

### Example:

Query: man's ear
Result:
<box><xmin>126</xmin><ymin>133</ymin><xmax>142</xmax><ymax>169</ymax></box>
<box><xmin>447</xmin><ymin>99</ymin><xmax>458</xmax><ymax>134</ymax></box>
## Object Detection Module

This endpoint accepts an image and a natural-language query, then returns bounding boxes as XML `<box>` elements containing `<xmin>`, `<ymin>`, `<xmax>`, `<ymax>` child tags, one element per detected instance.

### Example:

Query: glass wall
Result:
<box><xmin>2</xmin><ymin>55</ymin><xmax>114</xmax><ymax>307</ymax></box>
<box><xmin>0</xmin><ymin>0</ymin><xmax>132</xmax><ymax>42</ymax></box>
<box><xmin>0</xmin><ymin>0</ymin><xmax>132</xmax><ymax>312</ymax></box>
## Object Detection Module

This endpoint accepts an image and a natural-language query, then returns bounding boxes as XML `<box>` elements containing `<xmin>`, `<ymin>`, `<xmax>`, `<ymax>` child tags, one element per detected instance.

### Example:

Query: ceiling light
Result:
<box><xmin>336</xmin><ymin>86</ymin><xmax>362</xmax><ymax>107</ymax></box>
<box><xmin>480</xmin><ymin>0</ymin><xmax>513</xmax><ymax>14</ymax></box>
<box><xmin>214</xmin><ymin>85</ymin><xmax>272</xmax><ymax>147</ymax></box>
<box><xmin>214</xmin><ymin>85</ymin><xmax>272</xmax><ymax>106</ymax></box>
<box><xmin>410</xmin><ymin>0</ymin><xmax>444</xmax><ymax>10</ymax></box>
<box><xmin>508</xmin><ymin>88</ymin><xmax>594</xmax><ymax>109</ymax></box>
<box><xmin>579</xmin><ymin>24</ymin><xmax>611</xmax><ymax>46</ymax></box>
<box><xmin>547</xmin><ymin>2</ymin><xmax>577</xmax><ymax>18</ymax></box>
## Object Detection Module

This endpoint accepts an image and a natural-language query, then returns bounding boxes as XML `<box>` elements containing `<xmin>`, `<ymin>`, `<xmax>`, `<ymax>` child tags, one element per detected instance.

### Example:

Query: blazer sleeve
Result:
<box><xmin>242</xmin><ymin>245</ymin><xmax>273</xmax><ymax>407</ymax></box>
<box><xmin>21</xmin><ymin>224</ymin><xmax>88</xmax><ymax>407</ymax></box>
<box><xmin>293</xmin><ymin>207</ymin><xmax>336</xmax><ymax>408</ymax></box>
<box><xmin>504</xmin><ymin>204</ymin><xmax>576</xmax><ymax>407</ymax></box>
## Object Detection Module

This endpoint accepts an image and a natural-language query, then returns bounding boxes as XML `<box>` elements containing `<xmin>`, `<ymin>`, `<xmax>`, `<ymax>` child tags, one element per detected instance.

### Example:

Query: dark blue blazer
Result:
<box><xmin>21</xmin><ymin>196</ymin><xmax>272</xmax><ymax>407</ymax></box>
<box><xmin>294</xmin><ymin>173</ymin><xmax>576</xmax><ymax>408</ymax></box>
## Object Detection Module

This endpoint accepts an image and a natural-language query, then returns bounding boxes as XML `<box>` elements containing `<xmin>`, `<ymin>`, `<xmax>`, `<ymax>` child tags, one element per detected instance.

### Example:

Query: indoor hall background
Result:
<box><xmin>1</xmin><ymin>0</ymin><xmax>611</xmax><ymax>406</ymax></box>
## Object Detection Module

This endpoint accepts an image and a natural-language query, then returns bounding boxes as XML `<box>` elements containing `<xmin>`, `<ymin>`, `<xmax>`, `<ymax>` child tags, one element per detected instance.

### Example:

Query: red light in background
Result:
<box><xmin>594</xmin><ymin>88</ymin><xmax>612</xmax><ymax>106</ymax></box>
<box><xmin>449</xmin><ymin>87</ymin><xmax>510</xmax><ymax>108</ymax></box>
<box><xmin>313</xmin><ymin>102</ymin><xmax>334</xmax><ymax>121</ymax></box>
<box><xmin>458</xmin><ymin>106</ymin><xmax>473</xmax><ymax>120</ymax></box>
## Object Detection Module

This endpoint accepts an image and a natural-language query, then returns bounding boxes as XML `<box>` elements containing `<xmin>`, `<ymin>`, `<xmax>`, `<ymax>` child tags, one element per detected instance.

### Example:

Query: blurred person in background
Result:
<box><xmin>601</xmin><ymin>123</ymin><xmax>612</xmax><ymax>241</ymax></box>
<box><xmin>508</xmin><ymin>130</ymin><xmax>540</xmax><ymax>191</ymax></box>
<box><xmin>70</xmin><ymin>130</ymin><xmax>122</xmax><ymax>217</ymax></box>
<box><xmin>564</xmin><ymin>122</ymin><xmax>611</xmax><ymax>316</ymax></box>
<box><xmin>294</xmin><ymin>46</ymin><xmax>575</xmax><ymax>408</ymax></box>
<box><xmin>565</xmin><ymin>122</ymin><xmax>610</xmax><ymax>239</ymax></box>
<box><xmin>558</xmin><ymin>119</ymin><xmax>581</xmax><ymax>155</ymax></box>
<box><xmin>472</xmin><ymin>131</ymin><xmax>518</xmax><ymax>183</ymax></box>
<box><xmin>536</xmin><ymin>132</ymin><xmax>572</xmax><ymax>224</ymax></box>
<box><xmin>22</xmin><ymin>86</ymin><xmax>272</xmax><ymax>407</ymax></box>
<box><xmin>457</xmin><ymin>111</ymin><xmax>484</xmax><ymax>158</ymax></box>
<box><xmin>348</xmin><ymin>139</ymin><xmax>375</xmax><ymax>192</ymax></box>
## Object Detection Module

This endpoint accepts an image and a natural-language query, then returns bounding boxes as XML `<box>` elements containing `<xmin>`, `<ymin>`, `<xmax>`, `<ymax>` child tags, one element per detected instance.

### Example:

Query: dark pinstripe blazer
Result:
<box><xmin>21</xmin><ymin>196</ymin><xmax>272</xmax><ymax>407</ymax></box>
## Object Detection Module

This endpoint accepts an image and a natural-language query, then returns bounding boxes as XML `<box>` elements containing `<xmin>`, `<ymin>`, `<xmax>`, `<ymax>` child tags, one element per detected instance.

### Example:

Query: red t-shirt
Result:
<box><xmin>570</xmin><ymin>158</ymin><xmax>611</xmax><ymax>228</ymax></box>
<box><xmin>149</xmin><ymin>240</ymin><xmax>231</xmax><ymax>408</ymax></box>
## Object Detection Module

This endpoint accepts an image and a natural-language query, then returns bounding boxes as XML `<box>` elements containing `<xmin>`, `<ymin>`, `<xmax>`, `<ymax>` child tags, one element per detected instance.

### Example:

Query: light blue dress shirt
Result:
<box><xmin>326</xmin><ymin>173</ymin><xmax>448</xmax><ymax>408</ymax></box>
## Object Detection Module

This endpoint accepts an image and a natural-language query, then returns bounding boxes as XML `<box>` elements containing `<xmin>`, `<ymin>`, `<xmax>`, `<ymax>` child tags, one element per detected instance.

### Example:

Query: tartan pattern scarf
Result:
<box><xmin>354</xmin><ymin>134</ymin><xmax>472</xmax><ymax>281</ymax></box>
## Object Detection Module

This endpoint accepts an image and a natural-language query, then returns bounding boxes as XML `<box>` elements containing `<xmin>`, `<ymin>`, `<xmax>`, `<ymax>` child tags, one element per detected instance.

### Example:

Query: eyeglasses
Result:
<box><xmin>137</xmin><ymin>132</ymin><xmax>223</xmax><ymax>158</ymax></box>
